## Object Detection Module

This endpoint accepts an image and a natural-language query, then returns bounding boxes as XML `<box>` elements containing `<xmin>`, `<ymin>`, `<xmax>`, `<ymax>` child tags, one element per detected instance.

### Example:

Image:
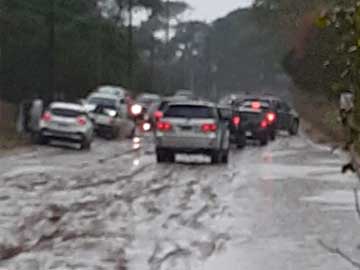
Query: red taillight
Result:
<box><xmin>260</xmin><ymin>119</ymin><xmax>268</xmax><ymax>128</ymax></box>
<box><xmin>41</xmin><ymin>112</ymin><xmax>52</xmax><ymax>122</ymax></box>
<box><xmin>201</xmin><ymin>123</ymin><xmax>217</xmax><ymax>133</ymax></box>
<box><xmin>251</xmin><ymin>101</ymin><xmax>261</xmax><ymax>109</ymax></box>
<box><xmin>232</xmin><ymin>116</ymin><xmax>241</xmax><ymax>127</ymax></box>
<box><xmin>266</xmin><ymin>112</ymin><xmax>276</xmax><ymax>123</ymax></box>
<box><xmin>157</xmin><ymin>121</ymin><xmax>172</xmax><ymax>132</ymax></box>
<box><xmin>77</xmin><ymin>116</ymin><xmax>87</xmax><ymax>126</ymax></box>
<box><xmin>154</xmin><ymin>111</ymin><xmax>163</xmax><ymax>121</ymax></box>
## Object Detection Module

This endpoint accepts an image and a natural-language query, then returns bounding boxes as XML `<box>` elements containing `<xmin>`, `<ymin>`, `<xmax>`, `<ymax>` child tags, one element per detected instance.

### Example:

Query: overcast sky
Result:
<box><xmin>184</xmin><ymin>0</ymin><xmax>254</xmax><ymax>22</ymax></box>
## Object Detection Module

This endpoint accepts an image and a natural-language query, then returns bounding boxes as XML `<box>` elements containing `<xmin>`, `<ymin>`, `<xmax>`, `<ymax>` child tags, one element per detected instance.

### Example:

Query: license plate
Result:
<box><xmin>245</xmin><ymin>131</ymin><xmax>252</xmax><ymax>137</ymax></box>
<box><xmin>181</xmin><ymin>126</ymin><xmax>192</xmax><ymax>131</ymax></box>
<box><xmin>96</xmin><ymin>115</ymin><xmax>110</xmax><ymax>125</ymax></box>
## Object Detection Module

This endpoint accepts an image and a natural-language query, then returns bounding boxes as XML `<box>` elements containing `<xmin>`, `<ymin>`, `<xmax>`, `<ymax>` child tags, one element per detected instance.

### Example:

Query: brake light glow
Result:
<box><xmin>41</xmin><ymin>112</ymin><xmax>52</xmax><ymax>122</ymax></box>
<box><xmin>260</xmin><ymin>119</ymin><xmax>268</xmax><ymax>128</ymax></box>
<box><xmin>154</xmin><ymin>110</ymin><xmax>163</xmax><ymax>121</ymax></box>
<box><xmin>201</xmin><ymin>123</ymin><xmax>217</xmax><ymax>133</ymax></box>
<box><xmin>266</xmin><ymin>112</ymin><xmax>276</xmax><ymax>123</ymax></box>
<box><xmin>77</xmin><ymin>116</ymin><xmax>87</xmax><ymax>126</ymax></box>
<box><xmin>251</xmin><ymin>101</ymin><xmax>261</xmax><ymax>109</ymax></box>
<box><xmin>157</xmin><ymin>121</ymin><xmax>172</xmax><ymax>132</ymax></box>
<box><xmin>232</xmin><ymin>116</ymin><xmax>241</xmax><ymax>127</ymax></box>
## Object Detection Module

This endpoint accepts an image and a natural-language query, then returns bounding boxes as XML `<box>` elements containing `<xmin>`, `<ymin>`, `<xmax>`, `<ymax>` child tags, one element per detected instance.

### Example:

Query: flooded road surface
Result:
<box><xmin>0</xmin><ymin>135</ymin><xmax>359</xmax><ymax>270</ymax></box>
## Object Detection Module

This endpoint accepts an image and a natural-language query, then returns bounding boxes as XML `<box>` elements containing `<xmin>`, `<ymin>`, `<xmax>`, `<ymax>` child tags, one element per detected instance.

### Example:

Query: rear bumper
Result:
<box><xmin>231</xmin><ymin>129</ymin><xmax>268</xmax><ymax>141</ymax></box>
<box><xmin>155</xmin><ymin>135</ymin><xmax>219</xmax><ymax>152</ymax></box>
<box><xmin>41</xmin><ymin>128</ymin><xmax>84</xmax><ymax>142</ymax></box>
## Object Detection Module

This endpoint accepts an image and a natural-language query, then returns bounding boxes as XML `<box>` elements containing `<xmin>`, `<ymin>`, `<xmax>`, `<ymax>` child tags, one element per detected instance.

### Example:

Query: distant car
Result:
<box><xmin>155</xmin><ymin>101</ymin><xmax>230</xmax><ymax>164</ymax></box>
<box><xmin>86</xmin><ymin>88</ymin><xmax>128</xmax><ymax>117</ymax></box>
<box><xmin>174</xmin><ymin>90</ymin><xmax>195</xmax><ymax>99</ymax></box>
<box><xmin>240</xmin><ymin>100</ymin><xmax>277</xmax><ymax>140</ymax></box>
<box><xmin>85</xmin><ymin>93</ymin><xmax>126</xmax><ymax>139</ymax></box>
<box><xmin>136</xmin><ymin>93</ymin><xmax>161</xmax><ymax>109</ymax></box>
<box><xmin>96</xmin><ymin>85</ymin><xmax>128</xmax><ymax>98</ymax></box>
<box><xmin>130</xmin><ymin>93</ymin><xmax>161</xmax><ymax>121</ymax></box>
<box><xmin>242</xmin><ymin>96</ymin><xmax>299</xmax><ymax>135</ymax></box>
<box><xmin>229</xmin><ymin>106</ymin><xmax>272</xmax><ymax>147</ymax></box>
<box><xmin>39</xmin><ymin>102</ymin><xmax>94</xmax><ymax>149</ymax></box>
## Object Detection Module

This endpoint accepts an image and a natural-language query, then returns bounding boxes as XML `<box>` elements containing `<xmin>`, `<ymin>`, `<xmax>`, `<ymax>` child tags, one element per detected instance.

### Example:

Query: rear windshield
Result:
<box><xmin>242</xmin><ymin>100</ymin><xmax>270</xmax><ymax>109</ymax></box>
<box><xmin>51</xmin><ymin>108</ymin><xmax>83</xmax><ymax>118</ymax></box>
<box><xmin>88</xmin><ymin>97</ymin><xmax>116</xmax><ymax>108</ymax></box>
<box><xmin>240</xmin><ymin>112</ymin><xmax>263</xmax><ymax>123</ymax></box>
<box><xmin>164</xmin><ymin>105</ymin><xmax>215</xmax><ymax>119</ymax></box>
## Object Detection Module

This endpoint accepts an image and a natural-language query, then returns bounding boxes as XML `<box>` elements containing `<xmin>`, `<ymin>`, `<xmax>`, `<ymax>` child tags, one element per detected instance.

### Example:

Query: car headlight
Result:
<box><xmin>131</xmin><ymin>104</ymin><xmax>143</xmax><ymax>116</ymax></box>
<box><xmin>107</xmin><ymin>110</ymin><xmax>117</xmax><ymax>117</ymax></box>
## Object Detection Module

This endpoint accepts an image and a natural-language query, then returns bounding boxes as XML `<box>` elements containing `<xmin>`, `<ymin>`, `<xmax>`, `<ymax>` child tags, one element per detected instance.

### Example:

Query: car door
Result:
<box><xmin>279</xmin><ymin>102</ymin><xmax>292</xmax><ymax>130</ymax></box>
<box><xmin>276</xmin><ymin>102</ymin><xmax>289</xmax><ymax>130</ymax></box>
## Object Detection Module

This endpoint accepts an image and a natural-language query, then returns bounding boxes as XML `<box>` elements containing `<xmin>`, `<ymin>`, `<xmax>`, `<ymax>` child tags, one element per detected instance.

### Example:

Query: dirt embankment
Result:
<box><xmin>292</xmin><ymin>86</ymin><xmax>345</xmax><ymax>147</ymax></box>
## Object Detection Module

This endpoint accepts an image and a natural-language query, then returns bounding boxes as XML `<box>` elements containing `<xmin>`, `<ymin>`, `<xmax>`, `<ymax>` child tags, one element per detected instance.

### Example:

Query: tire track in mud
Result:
<box><xmin>126</xmin><ymin>162</ymin><xmax>239</xmax><ymax>270</ymax></box>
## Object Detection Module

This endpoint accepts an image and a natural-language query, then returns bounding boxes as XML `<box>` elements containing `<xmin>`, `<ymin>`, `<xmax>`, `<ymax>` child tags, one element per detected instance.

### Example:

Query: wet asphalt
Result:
<box><xmin>0</xmin><ymin>134</ymin><xmax>359</xmax><ymax>270</ymax></box>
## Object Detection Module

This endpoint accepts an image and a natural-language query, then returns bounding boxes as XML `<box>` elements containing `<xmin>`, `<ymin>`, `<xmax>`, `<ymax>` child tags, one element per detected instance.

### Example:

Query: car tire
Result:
<box><xmin>211</xmin><ymin>151</ymin><xmax>221</xmax><ymax>164</ymax></box>
<box><xmin>289</xmin><ymin>120</ymin><xmax>299</xmax><ymax>136</ymax></box>
<box><xmin>156</xmin><ymin>149</ymin><xmax>170</xmax><ymax>163</ymax></box>
<box><xmin>221</xmin><ymin>150</ymin><xmax>229</xmax><ymax>164</ymax></box>
<box><xmin>236</xmin><ymin>138</ymin><xmax>246</xmax><ymax>149</ymax></box>
<box><xmin>81</xmin><ymin>139</ymin><xmax>91</xmax><ymax>150</ymax></box>
<box><xmin>37</xmin><ymin>134</ymin><xmax>49</xmax><ymax>145</ymax></box>
<box><xmin>270</xmin><ymin>130</ymin><xmax>276</xmax><ymax>141</ymax></box>
<box><xmin>260</xmin><ymin>136</ymin><xmax>268</xmax><ymax>146</ymax></box>
<box><xmin>167</xmin><ymin>152</ymin><xmax>175</xmax><ymax>163</ymax></box>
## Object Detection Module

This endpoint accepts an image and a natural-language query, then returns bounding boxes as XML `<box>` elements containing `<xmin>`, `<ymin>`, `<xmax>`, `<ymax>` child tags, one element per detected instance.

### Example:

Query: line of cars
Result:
<box><xmin>36</xmin><ymin>86</ymin><xmax>191</xmax><ymax>150</ymax></box>
<box><xmin>37</xmin><ymin>86</ymin><xmax>134</xmax><ymax>149</ymax></box>
<box><xmin>152</xmin><ymin>94</ymin><xmax>299</xmax><ymax>164</ymax></box>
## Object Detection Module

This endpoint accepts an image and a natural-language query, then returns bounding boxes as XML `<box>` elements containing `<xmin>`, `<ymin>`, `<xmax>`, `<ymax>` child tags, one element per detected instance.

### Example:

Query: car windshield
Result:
<box><xmin>51</xmin><ymin>108</ymin><xmax>83</xmax><ymax>118</ymax></box>
<box><xmin>164</xmin><ymin>105</ymin><xmax>215</xmax><ymax>119</ymax></box>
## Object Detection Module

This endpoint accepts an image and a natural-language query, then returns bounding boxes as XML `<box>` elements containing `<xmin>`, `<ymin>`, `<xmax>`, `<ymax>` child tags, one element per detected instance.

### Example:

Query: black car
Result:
<box><xmin>241</xmin><ymin>96</ymin><xmax>300</xmax><ymax>136</ymax></box>
<box><xmin>240</xmin><ymin>100</ymin><xmax>277</xmax><ymax>140</ymax></box>
<box><xmin>229</xmin><ymin>107</ymin><xmax>271</xmax><ymax>147</ymax></box>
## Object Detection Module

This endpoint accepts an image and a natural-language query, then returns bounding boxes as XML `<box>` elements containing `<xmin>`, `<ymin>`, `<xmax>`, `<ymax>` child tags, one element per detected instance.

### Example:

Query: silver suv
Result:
<box><xmin>39</xmin><ymin>102</ymin><xmax>94</xmax><ymax>149</ymax></box>
<box><xmin>155</xmin><ymin>101</ymin><xmax>230</xmax><ymax>164</ymax></box>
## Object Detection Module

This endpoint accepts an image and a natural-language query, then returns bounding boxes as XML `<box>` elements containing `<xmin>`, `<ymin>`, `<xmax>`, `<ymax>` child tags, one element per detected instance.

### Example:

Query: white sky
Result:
<box><xmin>184</xmin><ymin>0</ymin><xmax>254</xmax><ymax>22</ymax></box>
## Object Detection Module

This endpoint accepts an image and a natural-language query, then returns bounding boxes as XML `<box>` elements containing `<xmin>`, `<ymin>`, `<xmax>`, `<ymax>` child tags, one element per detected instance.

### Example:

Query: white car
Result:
<box><xmin>86</xmin><ymin>91</ymin><xmax>128</xmax><ymax>118</ymax></box>
<box><xmin>155</xmin><ymin>101</ymin><xmax>230</xmax><ymax>164</ymax></box>
<box><xmin>39</xmin><ymin>102</ymin><xmax>94</xmax><ymax>149</ymax></box>
<box><xmin>85</xmin><ymin>93</ymin><xmax>126</xmax><ymax>139</ymax></box>
<box><xmin>96</xmin><ymin>85</ymin><xmax>128</xmax><ymax>98</ymax></box>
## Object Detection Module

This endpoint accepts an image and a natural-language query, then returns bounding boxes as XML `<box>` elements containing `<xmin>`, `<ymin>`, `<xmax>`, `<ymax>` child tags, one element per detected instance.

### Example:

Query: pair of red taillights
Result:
<box><xmin>157</xmin><ymin>122</ymin><xmax>217</xmax><ymax>133</ymax></box>
<box><xmin>232</xmin><ymin>112</ymin><xmax>276</xmax><ymax>128</ymax></box>
<box><xmin>41</xmin><ymin>112</ymin><xmax>87</xmax><ymax>126</ymax></box>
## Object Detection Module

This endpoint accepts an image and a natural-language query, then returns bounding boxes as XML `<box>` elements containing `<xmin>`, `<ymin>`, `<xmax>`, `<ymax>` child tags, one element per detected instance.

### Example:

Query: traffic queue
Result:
<box><xmin>33</xmin><ymin>85</ymin><xmax>300</xmax><ymax>161</ymax></box>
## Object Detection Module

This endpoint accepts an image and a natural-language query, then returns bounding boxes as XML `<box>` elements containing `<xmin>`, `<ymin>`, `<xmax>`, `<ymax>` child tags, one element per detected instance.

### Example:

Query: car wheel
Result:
<box><xmin>260</xmin><ymin>136</ymin><xmax>268</xmax><ymax>146</ymax></box>
<box><xmin>156</xmin><ymin>149</ymin><xmax>168</xmax><ymax>163</ymax></box>
<box><xmin>81</xmin><ymin>139</ymin><xmax>91</xmax><ymax>150</ymax></box>
<box><xmin>289</xmin><ymin>120</ymin><xmax>299</xmax><ymax>136</ymax></box>
<box><xmin>270</xmin><ymin>130</ymin><xmax>276</xmax><ymax>141</ymax></box>
<box><xmin>221</xmin><ymin>150</ymin><xmax>229</xmax><ymax>164</ymax></box>
<box><xmin>236</xmin><ymin>138</ymin><xmax>246</xmax><ymax>149</ymax></box>
<box><xmin>167</xmin><ymin>152</ymin><xmax>175</xmax><ymax>163</ymax></box>
<box><xmin>211</xmin><ymin>151</ymin><xmax>221</xmax><ymax>164</ymax></box>
<box><xmin>37</xmin><ymin>134</ymin><xmax>49</xmax><ymax>145</ymax></box>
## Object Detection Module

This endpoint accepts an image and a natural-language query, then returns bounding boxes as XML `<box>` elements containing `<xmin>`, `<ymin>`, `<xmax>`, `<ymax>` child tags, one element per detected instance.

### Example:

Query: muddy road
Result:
<box><xmin>0</xmin><ymin>135</ymin><xmax>359</xmax><ymax>270</ymax></box>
